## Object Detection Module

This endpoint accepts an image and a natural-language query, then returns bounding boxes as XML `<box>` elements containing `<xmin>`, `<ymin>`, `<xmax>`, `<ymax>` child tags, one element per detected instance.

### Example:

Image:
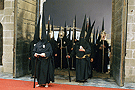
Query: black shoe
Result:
<box><xmin>31</xmin><ymin>76</ymin><xmax>34</xmax><ymax>78</ymax></box>
<box><xmin>31</xmin><ymin>76</ymin><xmax>37</xmax><ymax>78</ymax></box>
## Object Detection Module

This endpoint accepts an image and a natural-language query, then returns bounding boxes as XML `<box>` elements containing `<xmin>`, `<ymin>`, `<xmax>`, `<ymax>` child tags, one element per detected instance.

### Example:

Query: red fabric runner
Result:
<box><xmin>0</xmin><ymin>79</ymin><xmax>131</xmax><ymax>90</ymax></box>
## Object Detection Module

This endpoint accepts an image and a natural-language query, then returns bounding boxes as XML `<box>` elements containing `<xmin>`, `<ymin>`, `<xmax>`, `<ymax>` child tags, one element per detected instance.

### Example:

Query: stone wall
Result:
<box><xmin>0</xmin><ymin>0</ymin><xmax>38</xmax><ymax>76</ymax></box>
<box><xmin>125</xmin><ymin>0</ymin><xmax>135</xmax><ymax>82</ymax></box>
<box><xmin>0</xmin><ymin>0</ymin><xmax>14</xmax><ymax>73</ymax></box>
<box><xmin>14</xmin><ymin>0</ymin><xmax>37</xmax><ymax>77</ymax></box>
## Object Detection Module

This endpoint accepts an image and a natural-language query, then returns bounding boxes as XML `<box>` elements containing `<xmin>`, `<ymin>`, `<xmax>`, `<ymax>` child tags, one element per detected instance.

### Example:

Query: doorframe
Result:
<box><xmin>13</xmin><ymin>0</ymin><xmax>17</xmax><ymax>78</ymax></box>
<box><xmin>110</xmin><ymin>0</ymin><xmax>127</xmax><ymax>86</ymax></box>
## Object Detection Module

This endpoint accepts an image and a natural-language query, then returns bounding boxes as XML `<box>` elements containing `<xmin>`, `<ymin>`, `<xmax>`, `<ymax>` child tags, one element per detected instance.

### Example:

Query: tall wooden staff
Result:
<box><xmin>59</xmin><ymin>27</ymin><xmax>64</xmax><ymax>69</ymax></box>
<box><xmin>72</xmin><ymin>19</ymin><xmax>75</xmax><ymax>69</ymax></box>
<box><xmin>101</xmin><ymin>31</ymin><xmax>105</xmax><ymax>73</ymax></box>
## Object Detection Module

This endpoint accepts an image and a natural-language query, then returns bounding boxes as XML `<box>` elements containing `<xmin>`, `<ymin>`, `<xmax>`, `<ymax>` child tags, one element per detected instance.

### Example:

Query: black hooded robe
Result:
<box><xmin>62</xmin><ymin>37</ymin><xmax>68</xmax><ymax>69</ymax></box>
<box><xmin>55</xmin><ymin>40</ymin><xmax>61</xmax><ymax>68</ymax></box>
<box><xmin>49</xmin><ymin>39</ymin><xmax>58</xmax><ymax>68</ymax></box>
<box><xmin>67</xmin><ymin>39</ymin><xmax>73</xmax><ymax>69</ymax></box>
<box><xmin>96</xmin><ymin>40</ymin><xmax>109</xmax><ymax>73</ymax></box>
<box><xmin>33</xmin><ymin>40</ymin><xmax>54</xmax><ymax>85</ymax></box>
<box><xmin>70</xmin><ymin>39</ymin><xmax>91</xmax><ymax>81</ymax></box>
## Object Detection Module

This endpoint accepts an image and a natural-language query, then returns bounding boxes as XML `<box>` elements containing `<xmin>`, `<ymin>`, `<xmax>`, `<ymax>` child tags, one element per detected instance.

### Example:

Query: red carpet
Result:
<box><xmin>0</xmin><ymin>79</ymin><xmax>131</xmax><ymax>90</ymax></box>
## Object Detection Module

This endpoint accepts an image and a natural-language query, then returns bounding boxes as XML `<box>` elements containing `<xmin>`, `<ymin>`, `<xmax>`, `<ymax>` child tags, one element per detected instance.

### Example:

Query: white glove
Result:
<box><xmin>40</xmin><ymin>53</ymin><xmax>46</xmax><ymax>57</ymax></box>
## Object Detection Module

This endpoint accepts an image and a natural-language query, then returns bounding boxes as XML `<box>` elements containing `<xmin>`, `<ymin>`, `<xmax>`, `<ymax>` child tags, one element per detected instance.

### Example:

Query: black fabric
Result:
<box><xmin>33</xmin><ymin>15</ymin><xmax>41</xmax><ymax>44</ymax></box>
<box><xmin>70</xmin><ymin>39</ymin><xmax>92</xmax><ymax>81</ymax></box>
<box><xmin>80</xmin><ymin>15</ymin><xmax>86</xmax><ymax>38</ymax></box>
<box><xmin>67</xmin><ymin>39</ymin><xmax>73</xmax><ymax>69</ymax></box>
<box><xmin>42</xmin><ymin>2</ymin><xmax>46</xmax><ymax>36</ymax></box>
<box><xmin>33</xmin><ymin>40</ymin><xmax>54</xmax><ymax>84</ymax></box>
<box><xmin>49</xmin><ymin>39</ymin><xmax>57</xmax><ymax>68</ymax></box>
<box><xmin>89</xmin><ymin>42</ymin><xmax>96</xmax><ymax>78</ymax></box>
<box><xmin>102</xmin><ymin>18</ymin><xmax>104</xmax><ymax>32</ymax></box>
<box><xmin>62</xmin><ymin>37</ymin><xmax>68</xmax><ymax>68</ymax></box>
<box><xmin>95</xmin><ymin>40</ymin><xmax>109</xmax><ymax>73</ymax></box>
<box><xmin>64</xmin><ymin>21</ymin><xmax>67</xmax><ymax>38</ymax></box>
<box><xmin>74</xmin><ymin>15</ymin><xmax>76</xmax><ymax>40</ymax></box>
<box><xmin>47</xmin><ymin>20</ymin><xmax>50</xmax><ymax>41</ymax></box>
<box><xmin>85</xmin><ymin>19</ymin><xmax>95</xmax><ymax>43</ymax></box>
<box><xmin>55</xmin><ymin>40</ymin><xmax>61</xmax><ymax>68</ymax></box>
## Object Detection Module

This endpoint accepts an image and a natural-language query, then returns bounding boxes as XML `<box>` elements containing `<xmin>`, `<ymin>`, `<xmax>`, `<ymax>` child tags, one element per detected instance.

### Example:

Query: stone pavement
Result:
<box><xmin>0</xmin><ymin>69</ymin><xmax>135</xmax><ymax>89</ymax></box>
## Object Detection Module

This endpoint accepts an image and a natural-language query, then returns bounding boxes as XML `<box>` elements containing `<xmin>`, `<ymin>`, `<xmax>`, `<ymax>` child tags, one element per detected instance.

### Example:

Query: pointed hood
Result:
<box><xmin>47</xmin><ymin>15</ymin><xmax>50</xmax><ymax>41</ymax></box>
<box><xmin>33</xmin><ymin>15</ymin><xmax>41</xmax><ymax>43</ymax></box>
<box><xmin>80</xmin><ymin>15</ymin><xmax>86</xmax><ymax>39</ymax></box>
<box><xmin>93</xmin><ymin>27</ymin><xmax>95</xmax><ymax>44</ymax></box>
<box><xmin>64</xmin><ymin>21</ymin><xmax>67</xmax><ymax>38</ymax></box>
<box><xmin>85</xmin><ymin>17</ymin><xmax>89</xmax><ymax>32</ymax></box>
<box><xmin>79</xmin><ymin>15</ymin><xmax>87</xmax><ymax>47</ymax></box>
<box><xmin>42</xmin><ymin>2</ymin><xmax>46</xmax><ymax>35</ymax></box>
<box><xmin>85</xmin><ymin>17</ymin><xmax>95</xmax><ymax>42</ymax></box>
<box><xmin>41</xmin><ymin>3</ymin><xmax>47</xmax><ymax>44</ymax></box>
<box><xmin>96</xmin><ymin>30</ymin><xmax>101</xmax><ymax>43</ymax></box>
<box><xmin>102</xmin><ymin>18</ymin><xmax>104</xmax><ymax>32</ymax></box>
<box><xmin>74</xmin><ymin>15</ymin><xmax>76</xmax><ymax>39</ymax></box>
<box><xmin>96</xmin><ymin>26</ymin><xmax>99</xmax><ymax>42</ymax></box>
<box><xmin>41</xmin><ymin>23</ymin><xmax>47</xmax><ymax>44</ymax></box>
<box><xmin>57</xmin><ymin>27</ymin><xmax>61</xmax><ymax>43</ymax></box>
<box><xmin>68</xmin><ymin>26</ymin><xmax>71</xmax><ymax>41</ymax></box>
<box><xmin>85</xmin><ymin>17</ymin><xmax>91</xmax><ymax>42</ymax></box>
<box><xmin>51</xmin><ymin>19</ymin><xmax>54</xmax><ymax>40</ymax></box>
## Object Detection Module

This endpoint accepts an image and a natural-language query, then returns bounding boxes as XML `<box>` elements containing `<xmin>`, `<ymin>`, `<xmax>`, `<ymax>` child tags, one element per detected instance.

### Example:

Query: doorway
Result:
<box><xmin>13</xmin><ymin>0</ymin><xmax>127</xmax><ymax>87</ymax></box>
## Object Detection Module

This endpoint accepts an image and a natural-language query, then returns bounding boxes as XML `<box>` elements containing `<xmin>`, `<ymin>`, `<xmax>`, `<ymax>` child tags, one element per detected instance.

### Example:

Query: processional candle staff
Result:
<box><xmin>101</xmin><ymin>31</ymin><xmax>106</xmax><ymax>73</ymax></box>
<box><xmin>59</xmin><ymin>27</ymin><xmax>64</xmax><ymax>69</ymax></box>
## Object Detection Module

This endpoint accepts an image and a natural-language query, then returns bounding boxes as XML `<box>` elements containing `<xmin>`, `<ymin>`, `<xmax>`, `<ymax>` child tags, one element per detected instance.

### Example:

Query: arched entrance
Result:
<box><xmin>0</xmin><ymin>23</ymin><xmax>3</xmax><ymax>65</ymax></box>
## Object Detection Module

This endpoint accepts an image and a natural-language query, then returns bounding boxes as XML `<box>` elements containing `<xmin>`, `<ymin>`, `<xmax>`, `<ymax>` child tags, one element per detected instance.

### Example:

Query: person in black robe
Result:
<box><xmin>61</xmin><ymin>36</ymin><xmax>68</xmax><ymax>69</ymax></box>
<box><xmin>33</xmin><ymin>35</ymin><xmax>54</xmax><ymax>87</ymax></box>
<box><xmin>67</xmin><ymin>27</ymin><xmax>74</xmax><ymax>69</ymax></box>
<box><xmin>67</xmin><ymin>15</ymin><xmax>92</xmax><ymax>82</ymax></box>
<box><xmin>49</xmin><ymin>38</ymin><xmax>57</xmax><ymax>68</ymax></box>
<box><xmin>33</xmin><ymin>5</ymin><xmax>54</xmax><ymax>86</ymax></box>
<box><xmin>67</xmin><ymin>37</ymin><xmax>91</xmax><ymax>82</ymax></box>
<box><xmin>28</xmin><ymin>15</ymin><xmax>41</xmax><ymax>78</ymax></box>
<box><xmin>49</xmin><ymin>20</ymin><xmax>58</xmax><ymax>69</ymax></box>
<box><xmin>88</xmin><ymin>42</ymin><xmax>95</xmax><ymax>78</ymax></box>
<box><xmin>56</xmin><ymin>36</ymin><xmax>61</xmax><ymax>69</ymax></box>
<box><xmin>71</xmin><ymin>38</ymin><xmax>79</xmax><ymax>69</ymax></box>
<box><xmin>94</xmin><ymin>33</ymin><xmax>101</xmax><ymax>71</ymax></box>
<box><xmin>95</xmin><ymin>31</ymin><xmax>109</xmax><ymax>73</ymax></box>
<box><xmin>67</xmin><ymin>39</ymin><xmax>72</xmax><ymax>69</ymax></box>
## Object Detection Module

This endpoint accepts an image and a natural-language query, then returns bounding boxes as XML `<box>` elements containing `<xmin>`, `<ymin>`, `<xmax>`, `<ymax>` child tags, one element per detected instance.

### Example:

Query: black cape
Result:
<box><xmin>33</xmin><ymin>40</ymin><xmax>54</xmax><ymax>84</ymax></box>
<box><xmin>95</xmin><ymin>40</ymin><xmax>109</xmax><ymax>73</ymax></box>
<box><xmin>70</xmin><ymin>39</ymin><xmax>91</xmax><ymax>81</ymax></box>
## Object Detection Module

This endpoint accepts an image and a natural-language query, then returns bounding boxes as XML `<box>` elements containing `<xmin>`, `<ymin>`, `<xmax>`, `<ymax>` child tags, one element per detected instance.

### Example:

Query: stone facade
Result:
<box><xmin>0</xmin><ymin>0</ymin><xmax>38</xmax><ymax>76</ymax></box>
<box><xmin>0</xmin><ymin>0</ymin><xmax>15</xmax><ymax>73</ymax></box>
<box><xmin>125</xmin><ymin>0</ymin><xmax>135</xmax><ymax>82</ymax></box>
<box><xmin>0</xmin><ymin>0</ymin><xmax>135</xmax><ymax>83</ymax></box>
<box><xmin>14</xmin><ymin>0</ymin><xmax>37</xmax><ymax>77</ymax></box>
